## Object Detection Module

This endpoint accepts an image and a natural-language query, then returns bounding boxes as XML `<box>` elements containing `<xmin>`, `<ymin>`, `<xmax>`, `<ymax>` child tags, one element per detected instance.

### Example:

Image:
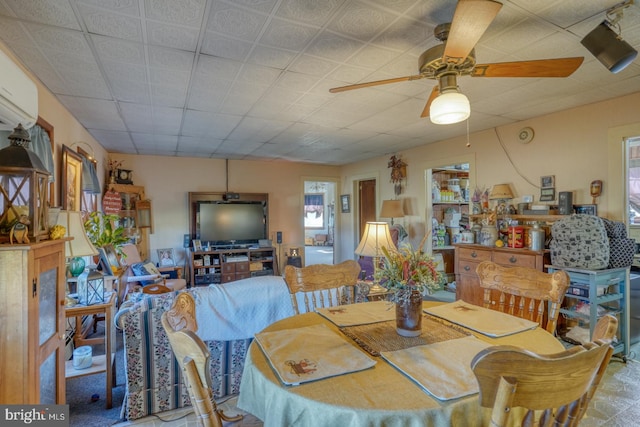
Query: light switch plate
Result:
<box><xmin>523</xmin><ymin>195</ymin><xmax>533</xmax><ymax>203</ymax></box>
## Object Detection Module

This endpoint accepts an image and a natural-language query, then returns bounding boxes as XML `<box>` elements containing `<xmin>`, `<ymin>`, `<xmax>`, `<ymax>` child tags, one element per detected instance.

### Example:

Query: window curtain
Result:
<box><xmin>0</xmin><ymin>124</ymin><xmax>55</xmax><ymax>182</ymax></box>
<box><xmin>81</xmin><ymin>156</ymin><xmax>101</xmax><ymax>194</ymax></box>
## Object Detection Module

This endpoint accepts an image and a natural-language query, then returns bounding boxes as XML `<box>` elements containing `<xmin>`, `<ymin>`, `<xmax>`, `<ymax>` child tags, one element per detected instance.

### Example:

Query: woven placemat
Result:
<box><xmin>340</xmin><ymin>315</ymin><xmax>470</xmax><ymax>357</ymax></box>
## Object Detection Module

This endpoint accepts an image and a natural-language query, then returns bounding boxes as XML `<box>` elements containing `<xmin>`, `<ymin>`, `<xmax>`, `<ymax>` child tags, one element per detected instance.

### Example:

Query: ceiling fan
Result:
<box><xmin>329</xmin><ymin>0</ymin><xmax>584</xmax><ymax>124</ymax></box>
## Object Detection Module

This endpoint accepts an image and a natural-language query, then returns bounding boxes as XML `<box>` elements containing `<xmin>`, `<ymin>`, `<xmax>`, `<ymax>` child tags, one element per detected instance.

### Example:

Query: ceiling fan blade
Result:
<box><xmin>329</xmin><ymin>75</ymin><xmax>426</xmax><ymax>93</ymax></box>
<box><xmin>420</xmin><ymin>86</ymin><xmax>440</xmax><ymax>118</ymax></box>
<box><xmin>471</xmin><ymin>57</ymin><xmax>584</xmax><ymax>78</ymax></box>
<box><xmin>443</xmin><ymin>0</ymin><xmax>502</xmax><ymax>65</ymax></box>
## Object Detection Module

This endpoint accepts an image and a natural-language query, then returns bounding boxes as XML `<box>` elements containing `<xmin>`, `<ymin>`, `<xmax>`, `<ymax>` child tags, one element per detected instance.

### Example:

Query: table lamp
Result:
<box><xmin>489</xmin><ymin>183</ymin><xmax>514</xmax><ymax>215</ymax></box>
<box><xmin>355</xmin><ymin>222</ymin><xmax>397</xmax><ymax>295</ymax></box>
<box><xmin>380</xmin><ymin>200</ymin><xmax>404</xmax><ymax>225</ymax></box>
<box><xmin>56</xmin><ymin>210</ymin><xmax>99</xmax><ymax>277</ymax></box>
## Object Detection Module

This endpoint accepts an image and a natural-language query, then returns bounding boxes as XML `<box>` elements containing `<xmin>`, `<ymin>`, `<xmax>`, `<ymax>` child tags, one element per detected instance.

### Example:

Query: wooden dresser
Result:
<box><xmin>454</xmin><ymin>244</ymin><xmax>550</xmax><ymax>305</ymax></box>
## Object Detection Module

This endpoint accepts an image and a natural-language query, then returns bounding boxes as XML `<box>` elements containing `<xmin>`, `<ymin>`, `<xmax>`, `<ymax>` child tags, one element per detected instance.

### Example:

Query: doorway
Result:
<box><xmin>303</xmin><ymin>180</ymin><xmax>336</xmax><ymax>266</ymax></box>
<box><xmin>358</xmin><ymin>179</ymin><xmax>377</xmax><ymax>240</ymax></box>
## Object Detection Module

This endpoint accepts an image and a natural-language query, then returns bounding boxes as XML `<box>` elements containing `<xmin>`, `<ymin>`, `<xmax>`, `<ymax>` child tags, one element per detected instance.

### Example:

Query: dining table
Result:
<box><xmin>237</xmin><ymin>300</ymin><xmax>565</xmax><ymax>427</ymax></box>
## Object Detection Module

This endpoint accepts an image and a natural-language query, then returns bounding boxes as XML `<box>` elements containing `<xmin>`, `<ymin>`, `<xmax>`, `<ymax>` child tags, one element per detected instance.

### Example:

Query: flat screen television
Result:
<box><xmin>196</xmin><ymin>201</ymin><xmax>267</xmax><ymax>246</ymax></box>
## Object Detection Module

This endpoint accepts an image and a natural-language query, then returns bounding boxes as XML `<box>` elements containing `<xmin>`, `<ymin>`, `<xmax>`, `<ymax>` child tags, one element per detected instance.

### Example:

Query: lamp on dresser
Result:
<box><xmin>355</xmin><ymin>221</ymin><xmax>397</xmax><ymax>296</ymax></box>
<box><xmin>380</xmin><ymin>200</ymin><xmax>404</xmax><ymax>225</ymax></box>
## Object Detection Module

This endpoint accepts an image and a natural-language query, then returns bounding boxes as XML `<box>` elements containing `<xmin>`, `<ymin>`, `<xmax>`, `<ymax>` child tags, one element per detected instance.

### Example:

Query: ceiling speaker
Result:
<box><xmin>581</xmin><ymin>21</ymin><xmax>638</xmax><ymax>74</ymax></box>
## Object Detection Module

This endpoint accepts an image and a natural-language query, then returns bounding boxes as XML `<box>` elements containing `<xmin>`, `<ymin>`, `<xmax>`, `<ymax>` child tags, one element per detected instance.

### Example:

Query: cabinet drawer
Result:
<box><xmin>492</xmin><ymin>251</ymin><xmax>536</xmax><ymax>268</ymax></box>
<box><xmin>222</xmin><ymin>263</ymin><xmax>236</xmax><ymax>273</ymax></box>
<box><xmin>235</xmin><ymin>272</ymin><xmax>251</xmax><ymax>280</ymax></box>
<box><xmin>235</xmin><ymin>262</ymin><xmax>250</xmax><ymax>273</ymax></box>
<box><xmin>457</xmin><ymin>247</ymin><xmax>491</xmax><ymax>262</ymax></box>
<box><xmin>457</xmin><ymin>259</ymin><xmax>482</xmax><ymax>276</ymax></box>
<box><xmin>221</xmin><ymin>273</ymin><xmax>236</xmax><ymax>283</ymax></box>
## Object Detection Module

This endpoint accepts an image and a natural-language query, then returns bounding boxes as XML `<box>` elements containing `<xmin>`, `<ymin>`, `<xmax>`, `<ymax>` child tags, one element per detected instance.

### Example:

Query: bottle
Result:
<box><xmin>530</xmin><ymin>223</ymin><xmax>545</xmax><ymax>251</ymax></box>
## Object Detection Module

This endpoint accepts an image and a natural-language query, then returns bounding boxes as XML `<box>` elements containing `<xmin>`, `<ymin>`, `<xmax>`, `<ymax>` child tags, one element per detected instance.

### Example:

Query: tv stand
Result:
<box><xmin>190</xmin><ymin>247</ymin><xmax>276</xmax><ymax>286</ymax></box>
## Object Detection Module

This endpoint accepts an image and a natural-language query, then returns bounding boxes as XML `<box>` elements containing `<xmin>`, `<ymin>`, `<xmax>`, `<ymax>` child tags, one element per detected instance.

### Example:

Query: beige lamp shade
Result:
<box><xmin>56</xmin><ymin>210</ymin><xmax>99</xmax><ymax>259</ymax></box>
<box><xmin>380</xmin><ymin>200</ymin><xmax>404</xmax><ymax>220</ymax></box>
<box><xmin>489</xmin><ymin>184</ymin><xmax>514</xmax><ymax>200</ymax></box>
<box><xmin>355</xmin><ymin>222</ymin><xmax>396</xmax><ymax>257</ymax></box>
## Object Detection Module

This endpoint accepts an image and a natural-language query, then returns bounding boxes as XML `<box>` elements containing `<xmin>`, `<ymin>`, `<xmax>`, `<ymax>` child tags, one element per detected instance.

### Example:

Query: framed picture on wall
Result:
<box><xmin>304</xmin><ymin>193</ymin><xmax>324</xmax><ymax>229</ymax></box>
<box><xmin>62</xmin><ymin>145</ymin><xmax>83</xmax><ymax>211</ymax></box>
<box><xmin>340</xmin><ymin>194</ymin><xmax>350</xmax><ymax>213</ymax></box>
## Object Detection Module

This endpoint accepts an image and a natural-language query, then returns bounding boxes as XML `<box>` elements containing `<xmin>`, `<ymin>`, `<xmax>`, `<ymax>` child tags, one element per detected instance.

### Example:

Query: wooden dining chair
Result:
<box><xmin>283</xmin><ymin>260</ymin><xmax>361</xmax><ymax>314</ymax></box>
<box><xmin>573</xmin><ymin>314</ymin><xmax>618</xmax><ymax>421</ymax></box>
<box><xmin>475</xmin><ymin>261</ymin><xmax>570</xmax><ymax>334</ymax></box>
<box><xmin>161</xmin><ymin>293</ymin><xmax>243</xmax><ymax>427</ymax></box>
<box><xmin>471</xmin><ymin>340</ymin><xmax>612</xmax><ymax>427</ymax></box>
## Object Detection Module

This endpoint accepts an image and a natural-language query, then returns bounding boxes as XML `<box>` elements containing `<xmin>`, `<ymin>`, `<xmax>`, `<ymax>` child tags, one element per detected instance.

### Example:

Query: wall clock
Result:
<box><xmin>115</xmin><ymin>168</ymin><xmax>133</xmax><ymax>184</ymax></box>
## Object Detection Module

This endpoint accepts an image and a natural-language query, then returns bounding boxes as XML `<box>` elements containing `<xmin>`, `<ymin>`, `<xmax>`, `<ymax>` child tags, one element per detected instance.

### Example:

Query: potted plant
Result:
<box><xmin>377</xmin><ymin>238</ymin><xmax>443</xmax><ymax>337</ymax></box>
<box><xmin>84</xmin><ymin>211</ymin><xmax>129</xmax><ymax>253</ymax></box>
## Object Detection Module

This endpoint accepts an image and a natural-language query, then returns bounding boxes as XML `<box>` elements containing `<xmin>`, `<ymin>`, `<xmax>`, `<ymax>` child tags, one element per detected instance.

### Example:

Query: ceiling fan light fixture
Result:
<box><xmin>430</xmin><ymin>91</ymin><xmax>470</xmax><ymax>125</ymax></box>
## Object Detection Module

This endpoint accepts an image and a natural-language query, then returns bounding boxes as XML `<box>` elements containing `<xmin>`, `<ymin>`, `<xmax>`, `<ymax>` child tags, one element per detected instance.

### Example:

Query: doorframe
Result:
<box><xmin>301</xmin><ymin>176</ymin><xmax>340</xmax><ymax>264</ymax></box>
<box><xmin>351</xmin><ymin>172</ymin><xmax>381</xmax><ymax>247</ymax></box>
<box><xmin>608</xmin><ymin>122</ymin><xmax>640</xmax><ymax>223</ymax></box>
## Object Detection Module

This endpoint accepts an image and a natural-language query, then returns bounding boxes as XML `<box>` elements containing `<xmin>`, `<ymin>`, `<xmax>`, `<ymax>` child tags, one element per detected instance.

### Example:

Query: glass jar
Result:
<box><xmin>480</xmin><ymin>224</ymin><xmax>498</xmax><ymax>247</ymax></box>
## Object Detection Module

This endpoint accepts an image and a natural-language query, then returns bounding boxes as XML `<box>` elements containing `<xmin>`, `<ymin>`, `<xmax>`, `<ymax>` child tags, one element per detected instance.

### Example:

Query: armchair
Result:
<box><xmin>119</xmin><ymin>243</ymin><xmax>186</xmax><ymax>301</ymax></box>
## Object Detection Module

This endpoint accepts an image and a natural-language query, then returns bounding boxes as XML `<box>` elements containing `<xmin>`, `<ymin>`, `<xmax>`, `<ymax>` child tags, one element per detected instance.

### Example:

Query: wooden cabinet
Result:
<box><xmin>0</xmin><ymin>240</ymin><xmax>67</xmax><ymax>404</ymax></box>
<box><xmin>454</xmin><ymin>244</ymin><xmax>550</xmax><ymax>305</ymax></box>
<box><xmin>191</xmin><ymin>247</ymin><xmax>276</xmax><ymax>286</ymax></box>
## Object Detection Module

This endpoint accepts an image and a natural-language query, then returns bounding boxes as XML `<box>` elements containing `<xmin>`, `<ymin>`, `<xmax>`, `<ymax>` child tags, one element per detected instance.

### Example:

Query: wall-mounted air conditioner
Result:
<box><xmin>0</xmin><ymin>49</ymin><xmax>38</xmax><ymax>130</ymax></box>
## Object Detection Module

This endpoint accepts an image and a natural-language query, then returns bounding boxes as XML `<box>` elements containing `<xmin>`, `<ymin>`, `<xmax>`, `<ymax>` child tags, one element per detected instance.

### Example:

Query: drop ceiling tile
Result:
<box><xmin>144</xmin><ymin>0</ymin><xmax>206</xmax><ymax>26</ymax></box>
<box><xmin>327</xmin><ymin>0</ymin><xmax>397</xmax><ymax>41</ymax></box>
<box><xmin>111</xmin><ymin>80</ymin><xmax>151</xmax><ymax>104</ymax></box>
<box><xmin>146</xmin><ymin>20</ymin><xmax>199</xmax><ymax>51</ymax></box>
<box><xmin>370</xmin><ymin>17</ymin><xmax>432</xmax><ymax>52</ymax></box>
<box><xmin>196</xmin><ymin>54</ymin><xmax>242</xmax><ymax>80</ymax></box>
<box><xmin>200</xmin><ymin>31</ymin><xmax>253</xmax><ymax>60</ymax></box>
<box><xmin>78</xmin><ymin>0</ymin><xmax>140</xmax><ymax>17</ymax></box>
<box><xmin>148</xmin><ymin>45</ymin><xmax>194</xmax><ymax>71</ymax></box>
<box><xmin>131</xmin><ymin>133</ymin><xmax>179</xmax><ymax>149</ymax></box>
<box><xmin>247</xmin><ymin>45</ymin><xmax>297</xmax><ymax>68</ymax></box>
<box><xmin>260</xmin><ymin>17</ymin><xmax>319</xmax><ymax>50</ymax></box>
<box><xmin>24</xmin><ymin>23</ymin><xmax>91</xmax><ymax>55</ymax></box>
<box><xmin>150</xmin><ymin>83</ymin><xmax>187</xmax><ymax>107</ymax></box>
<box><xmin>77</xmin><ymin>3</ymin><xmax>143</xmax><ymax>42</ymax></box>
<box><xmin>304</xmin><ymin>30</ymin><xmax>365</xmax><ymax>62</ymax></box>
<box><xmin>289</xmin><ymin>54</ymin><xmax>339</xmax><ymax>77</ymax></box>
<box><xmin>3</xmin><ymin>0</ymin><xmax>80</xmax><ymax>30</ymax></box>
<box><xmin>182</xmin><ymin>110</ymin><xmax>241</xmax><ymax>138</ymax></box>
<box><xmin>346</xmin><ymin>44</ymin><xmax>400</xmax><ymax>69</ymax></box>
<box><xmin>207</xmin><ymin>1</ymin><xmax>269</xmax><ymax>42</ymax></box>
<box><xmin>59</xmin><ymin>95</ymin><xmax>126</xmax><ymax>129</ymax></box>
<box><xmin>275</xmin><ymin>0</ymin><xmax>342</xmax><ymax>26</ymax></box>
<box><xmin>91</xmin><ymin>35</ymin><xmax>146</xmax><ymax>65</ymax></box>
<box><xmin>177</xmin><ymin>135</ymin><xmax>223</xmax><ymax>151</ymax></box>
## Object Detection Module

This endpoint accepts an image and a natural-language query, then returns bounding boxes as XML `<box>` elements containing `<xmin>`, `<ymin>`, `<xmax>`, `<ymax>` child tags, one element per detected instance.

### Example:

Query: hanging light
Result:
<box><xmin>581</xmin><ymin>0</ymin><xmax>637</xmax><ymax>74</ymax></box>
<box><xmin>430</xmin><ymin>74</ymin><xmax>470</xmax><ymax>125</ymax></box>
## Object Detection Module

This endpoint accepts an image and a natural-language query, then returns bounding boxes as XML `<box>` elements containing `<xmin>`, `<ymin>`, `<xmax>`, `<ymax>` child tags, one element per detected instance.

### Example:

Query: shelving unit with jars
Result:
<box><xmin>107</xmin><ymin>184</ymin><xmax>152</xmax><ymax>260</ymax></box>
<box><xmin>429</xmin><ymin>167</ymin><xmax>470</xmax><ymax>284</ymax></box>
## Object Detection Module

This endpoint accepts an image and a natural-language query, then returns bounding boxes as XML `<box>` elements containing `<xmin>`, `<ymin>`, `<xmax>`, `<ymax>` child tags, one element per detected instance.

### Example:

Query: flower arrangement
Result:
<box><xmin>377</xmin><ymin>239</ymin><xmax>443</xmax><ymax>304</ymax></box>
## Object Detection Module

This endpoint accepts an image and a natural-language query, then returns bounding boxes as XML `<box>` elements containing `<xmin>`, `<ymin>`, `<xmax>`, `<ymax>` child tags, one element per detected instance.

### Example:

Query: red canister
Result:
<box><xmin>508</xmin><ymin>226</ymin><xmax>524</xmax><ymax>248</ymax></box>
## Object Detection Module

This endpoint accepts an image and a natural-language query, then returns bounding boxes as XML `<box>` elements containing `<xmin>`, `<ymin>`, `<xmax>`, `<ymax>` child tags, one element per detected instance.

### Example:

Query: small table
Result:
<box><xmin>65</xmin><ymin>293</ymin><xmax>117</xmax><ymax>409</ymax></box>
